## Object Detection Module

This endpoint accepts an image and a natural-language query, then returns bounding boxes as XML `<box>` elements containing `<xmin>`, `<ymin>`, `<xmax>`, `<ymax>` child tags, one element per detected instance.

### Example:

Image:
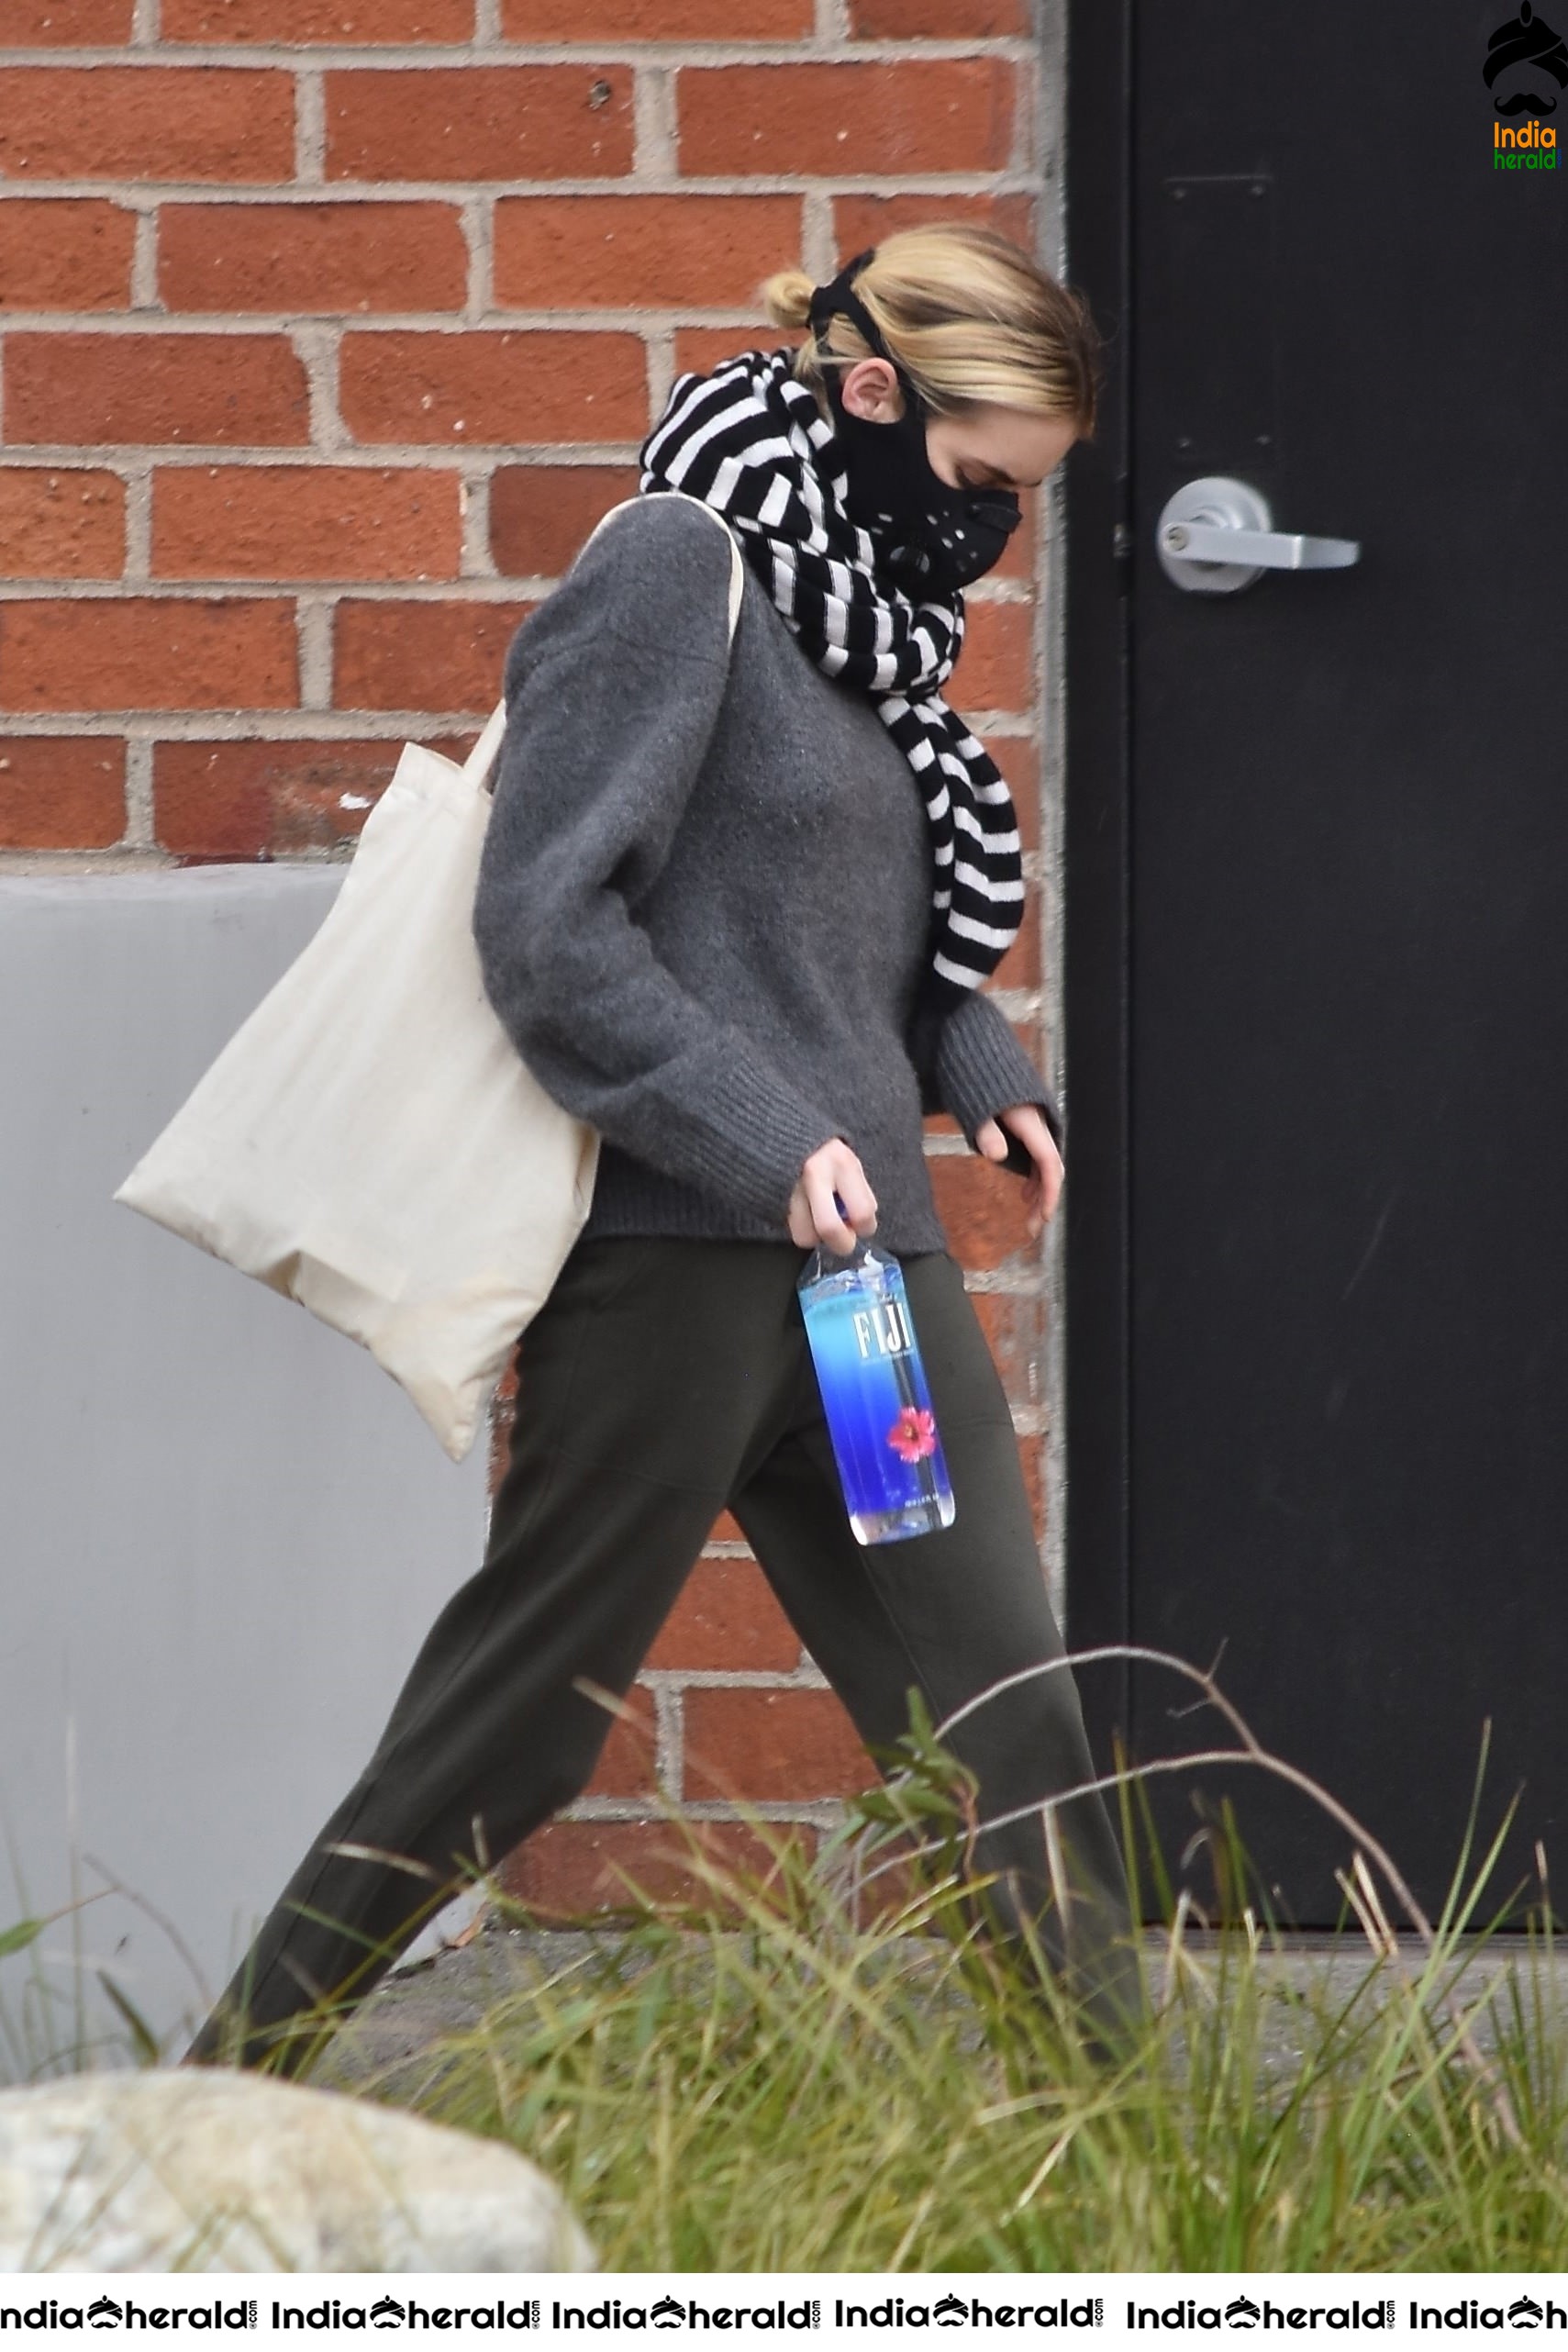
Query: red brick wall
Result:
<box><xmin>0</xmin><ymin>0</ymin><xmax>1061</xmax><ymax>1914</ymax></box>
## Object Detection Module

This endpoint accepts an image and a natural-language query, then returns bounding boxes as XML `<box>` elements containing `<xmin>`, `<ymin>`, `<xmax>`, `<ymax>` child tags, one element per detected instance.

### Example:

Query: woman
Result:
<box><xmin>187</xmin><ymin>226</ymin><xmax>1140</xmax><ymax>2073</ymax></box>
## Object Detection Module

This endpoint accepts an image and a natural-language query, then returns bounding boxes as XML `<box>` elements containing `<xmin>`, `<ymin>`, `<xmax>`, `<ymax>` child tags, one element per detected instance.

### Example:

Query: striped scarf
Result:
<box><xmin>639</xmin><ymin>345</ymin><xmax>1024</xmax><ymax>1006</ymax></box>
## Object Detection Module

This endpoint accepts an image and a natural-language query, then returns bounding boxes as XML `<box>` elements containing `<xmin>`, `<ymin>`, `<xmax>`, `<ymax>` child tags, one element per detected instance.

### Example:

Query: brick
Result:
<box><xmin>951</xmin><ymin>596</ymin><xmax>1032</xmax><ymax>711</ymax></box>
<box><xmin>981</xmin><ymin>731</ymin><xmax>1038</xmax><ymax>853</ymax></box>
<box><xmin>500</xmin><ymin>1819</ymin><xmax>815</xmax><ymax>1921</ymax></box>
<box><xmin>0</xmin><ymin>70</ymin><xmax>294</xmax><ymax>184</ymax></box>
<box><xmin>0</xmin><ymin>0</ymin><xmax>133</xmax><ymax>39</ymax></box>
<box><xmin>493</xmin><ymin>195</ymin><xmax>801</xmax><ymax>312</ymax></box>
<box><xmin>831</xmin><ymin>192</ymin><xmax>1035</xmax><ymax>251</ymax></box>
<box><xmin>1017</xmin><ymin>1433</ymin><xmax>1042</xmax><ymax>1535</ymax></box>
<box><xmin>929</xmin><ymin>1151</ymin><xmax>1035</xmax><ymax>1271</ymax></box>
<box><xmin>583</xmin><ymin>1689</ymin><xmax>659</xmax><ymax>1799</ymax></box>
<box><xmin>325</xmin><ymin>66</ymin><xmax>633</xmax><ymax>184</ymax></box>
<box><xmin>152</xmin><ymin>736</ymin><xmax>420</xmax><ymax>858</ymax></box>
<box><xmin>158</xmin><ymin>202</ymin><xmax>468</xmax><ymax>317</ymax></box>
<box><xmin>151</xmin><ymin>465</ymin><xmax>462</xmax><ymax>583</ymax></box>
<box><xmin>683</xmin><ymin>1688</ymin><xmax>873</xmax><ymax>1803</ymax></box>
<box><xmin>967</xmin><ymin>1287</ymin><xmax>1046</xmax><ymax>1414</ymax></box>
<box><xmin>646</xmin><ymin>1560</ymin><xmax>801</xmax><ymax>1673</ymax></box>
<box><xmin>0</xmin><ymin>598</ymin><xmax>296</xmax><ymax>713</ymax></box>
<box><xmin>332</xmin><ymin>597</ymin><xmax>529</xmax><ymax>713</ymax></box>
<box><xmin>504</xmin><ymin>0</ymin><xmax>808</xmax><ymax>35</ymax></box>
<box><xmin>163</xmin><ymin>0</ymin><xmax>472</xmax><ymax>39</ymax></box>
<box><xmin>339</xmin><ymin>329</ymin><xmax>646</xmax><ymax>447</ymax></box>
<box><xmin>0</xmin><ymin>468</ymin><xmax>124</xmax><ymax>578</ymax></box>
<box><xmin>849</xmin><ymin>0</ymin><xmax>1027</xmax><ymax>33</ymax></box>
<box><xmin>0</xmin><ymin>736</ymin><xmax>123</xmax><ymax>849</ymax></box>
<box><xmin>672</xmin><ymin>325</ymin><xmax>774</xmax><ymax>379</ymax></box>
<box><xmin>488</xmin><ymin>463</ymin><xmax>639</xmax><ymax>578</ymax></box>
<box><xmin>0</xmin><ymin>201</ymin><xmax>135</xmax><ymax>311</ymax></box>
<box><xmin>4</xmin><ymin>334</ymin><xmax>309</xmax><ymax>449</ymax></box>
<box><xmin>984</xmin><ymin>878</ymin><xmax>1040</xmax><ymax>994</ymax></box>
<box><xmin>675</xmin><ymin>61</ymin><xmax>1018</xmax><ymax>178</ymax></box>
<box><xmin>487</xmin><ymin>1361</ymin><xmax>519</xmax><ymax>1498</ymax></box>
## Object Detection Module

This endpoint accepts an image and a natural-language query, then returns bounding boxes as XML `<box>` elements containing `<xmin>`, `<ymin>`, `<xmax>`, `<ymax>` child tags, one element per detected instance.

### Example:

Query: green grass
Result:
<box><xmin>342</xmin><ymin>1732</ymin><xmax>1568</xmax><ymax>2272</ymax></box>
<box><xmin>10</xmin><ymin>1666</ymin><xmax>1568</xmax><ymax>2270</ymax></box>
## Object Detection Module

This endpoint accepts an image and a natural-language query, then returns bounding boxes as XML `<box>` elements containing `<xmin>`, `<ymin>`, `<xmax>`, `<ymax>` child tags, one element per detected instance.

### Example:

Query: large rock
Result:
<box><xmin>0</xmin><ymin>2070</ymin><xmax>595</xmax><ymax>2273</ymax></box>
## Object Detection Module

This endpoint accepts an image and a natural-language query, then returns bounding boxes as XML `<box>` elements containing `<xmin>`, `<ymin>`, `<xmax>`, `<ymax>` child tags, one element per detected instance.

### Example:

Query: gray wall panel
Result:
<box><xmin>0</xmin><ymin>872</ymin><xmax>491</xmax><ymax>2068</ymax></box>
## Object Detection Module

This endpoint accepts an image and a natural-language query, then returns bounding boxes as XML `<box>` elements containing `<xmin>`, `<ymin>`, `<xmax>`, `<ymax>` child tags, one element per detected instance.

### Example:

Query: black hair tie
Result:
<box><xmin>806</xmin><ymin>249</ymin><xmax>883</xmax><ymax>352</ymax></box>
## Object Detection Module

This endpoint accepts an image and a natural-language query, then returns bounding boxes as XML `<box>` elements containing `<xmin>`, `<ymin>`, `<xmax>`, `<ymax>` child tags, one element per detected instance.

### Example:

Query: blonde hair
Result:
<box><xmin>762</xmin><ymin>224</ymin><xmax>1098</xmax><ymax>435</ymax></box>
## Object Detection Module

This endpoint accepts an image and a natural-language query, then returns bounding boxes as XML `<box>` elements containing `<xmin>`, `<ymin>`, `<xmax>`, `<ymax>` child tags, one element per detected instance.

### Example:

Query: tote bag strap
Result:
<box><xmin>463</xmin><ymin>491</ymin><xmax>746</xmax><ymax>797</ymax></box>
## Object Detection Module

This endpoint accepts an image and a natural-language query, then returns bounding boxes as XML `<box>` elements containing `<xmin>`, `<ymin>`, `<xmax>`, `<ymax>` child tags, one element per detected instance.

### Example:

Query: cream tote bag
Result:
<box><xmin>116</xmin><ymin>493</ymin><xmax>745</xmax><ymax>1463</ymax></box>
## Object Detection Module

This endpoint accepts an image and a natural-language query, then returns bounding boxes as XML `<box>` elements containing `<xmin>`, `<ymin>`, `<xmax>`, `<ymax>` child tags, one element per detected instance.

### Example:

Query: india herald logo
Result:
<box><xmin>1485</xmin><ymin>2</ymin><xmax>1564</xmax><ymax>165</ymax></box>
<box><xmin>1485</xmin><ymin>0</ymin><xmax>1568</xmax><ymax>111</ymax></box>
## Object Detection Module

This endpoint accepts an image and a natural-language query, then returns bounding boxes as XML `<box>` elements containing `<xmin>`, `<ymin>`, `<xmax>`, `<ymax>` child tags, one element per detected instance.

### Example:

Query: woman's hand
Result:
<box><xmin>973</xmin><ymin>1103</ymin><xmax>1063</xmax><ymax>1241</ymax></box>
<box><xmin>787</xmin><ymin>1138</ymin><xmax>878</xmax><ymax>1254</ymax></box>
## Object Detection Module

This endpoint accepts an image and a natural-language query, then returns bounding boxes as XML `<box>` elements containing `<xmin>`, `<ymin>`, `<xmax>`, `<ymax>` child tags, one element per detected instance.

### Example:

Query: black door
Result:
<box><xmin>1065</xmin><ymin>2</ymin><xmax>1568</xmax><ymax>1923</ymax></box>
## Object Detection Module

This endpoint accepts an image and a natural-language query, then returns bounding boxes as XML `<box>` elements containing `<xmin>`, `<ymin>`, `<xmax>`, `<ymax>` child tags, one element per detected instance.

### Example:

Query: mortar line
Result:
<box><xmin>801</xmin><ymin>188</ymin><xmax>837</xmax><ymax>280</ymax></box>
<box><xmin>121</xmin><ymin>466</ymin><xmax>153</xmax><ymax>582</ymax></box>
<box><xmin>0</xmin><ymin>716</ymin><xmax>483</xmax><ymax>740</ymax></box>
<box><xmin>295</xmin><ymin>68</ymin><xmax>327</xmax><ymax>186</ymax></box>
<box><xmin>632</xmin><ymin>63</ymin><xmax>676</xmax><ymax>183</ymax></box>
<box><xmin>562</xmin><ymin>1796</ymin><xmax>848</xmax><ymax>1827</ymax></box>
<box><xmin>639</xmin><ymin>1667</ymin><xmax>840</xmax><ymax>1692</ymax></box>
<box><xmin>651</xmin><ymin>1685</ymin><xmax>683</xmax><ymax>1799</ymax></box>
<box><xmin>645</xmin><ymin>327</ymin><xmax>676</xmax><ymax>427</ymax></box>
<box><xmin>121</xmin><ymin>737</ymin><xmax>155</xmax><ymax>849</ymax></box>
<box><xmin>0</xmin><ymin>173</ymin><xmax>1039</xmax><ymax>203</ymax></box>
<box><xmin>460</xmin><ymin>466</ymin><xmax>495</xmax><ymax>577</ymax></box>
<box><xmin>0</xmin><ymin>37</ymin><xmax>1036</xmax><ymax>64</ymax></box>
<box><xmin>129</xmin><ymin>207</ymin><xmax>161</xmax><ymax>310</ymax></box>
<box><xmin>295</xmin><ymin>596</ymin><xmax>334</xmax><ymax>710</ymax></box>
<box><xmin>295</xmin><ymin>322</ymin><xmax>346</xmax><ymax>451</ymax></box>
<box><xmin>463</xmin><ymin>195</ymin><xmax>492</xmax><ymax>322</ymax></box>
<box><xmin>0</xmin><ymin>850</ymin><xmax>177</xmax><ymax>875</ymax></box>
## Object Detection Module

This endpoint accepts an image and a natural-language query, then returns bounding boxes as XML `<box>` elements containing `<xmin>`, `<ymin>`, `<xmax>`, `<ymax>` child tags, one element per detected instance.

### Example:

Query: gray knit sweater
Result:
<box><xmin>473</xmin><ymin>493</ymin><xmax>1055</xmax><ymax>1254</ymax></box>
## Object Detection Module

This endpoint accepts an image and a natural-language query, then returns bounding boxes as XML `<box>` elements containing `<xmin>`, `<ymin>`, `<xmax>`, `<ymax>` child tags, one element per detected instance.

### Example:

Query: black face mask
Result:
<box><xmin>808</xmin><ymin>252</ymin><xmax>1022</xmax><ymax>598</ymax></box>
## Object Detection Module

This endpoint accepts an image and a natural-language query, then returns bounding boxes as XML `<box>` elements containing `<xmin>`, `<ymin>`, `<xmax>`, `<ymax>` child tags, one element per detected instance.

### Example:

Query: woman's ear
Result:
<box><xmin>839</xmin><ymin>357</ymin><xmax>905</xmax><ymax>423</ymax></box>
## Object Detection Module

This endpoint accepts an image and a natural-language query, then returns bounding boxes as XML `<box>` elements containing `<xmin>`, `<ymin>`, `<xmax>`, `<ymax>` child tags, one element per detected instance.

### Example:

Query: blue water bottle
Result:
<box><xmin>796</xmin><ymin>1231</ymin><xmax>956</xmax><ymax>1546</ymax></box>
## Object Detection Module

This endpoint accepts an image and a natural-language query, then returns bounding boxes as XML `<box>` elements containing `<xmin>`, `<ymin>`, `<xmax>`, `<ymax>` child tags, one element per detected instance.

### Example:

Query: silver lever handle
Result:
<box><xmin>1162</xmin><ymin>519</ymin><xmax>1360</xmax><ymax>569</ymax></box>
<box><xmin>1156</xmin><ymin>476</ymin><xmax>1361</xmax><ymax>596</ymax></box>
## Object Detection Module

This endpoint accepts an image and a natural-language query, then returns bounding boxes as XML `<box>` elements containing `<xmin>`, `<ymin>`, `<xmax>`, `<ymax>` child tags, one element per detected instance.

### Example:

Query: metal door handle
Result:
<box><xmin>1163</xmin><ymin>520</ymin><xmax>1360</xmax><ymax>568</ymax></box>
<box><xmin>1156</xmin><ymin>476</ymin><xmax>1361</xmax><ymax>595</ymax></box>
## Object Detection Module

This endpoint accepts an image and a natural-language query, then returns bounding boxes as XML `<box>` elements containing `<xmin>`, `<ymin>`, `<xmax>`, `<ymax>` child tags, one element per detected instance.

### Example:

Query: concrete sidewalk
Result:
<box><xmin>316</xmin><ymin>1919</ymin><xmax>1568</xmax><ymax>2098</ymax></box>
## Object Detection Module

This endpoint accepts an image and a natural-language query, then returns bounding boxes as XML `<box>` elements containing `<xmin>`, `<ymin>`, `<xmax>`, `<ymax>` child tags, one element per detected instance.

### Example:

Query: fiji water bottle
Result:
<box><xmin>796</xmin><ymin>1232</ymin><xmax>956</xmax><ymax>1546</ymax></box>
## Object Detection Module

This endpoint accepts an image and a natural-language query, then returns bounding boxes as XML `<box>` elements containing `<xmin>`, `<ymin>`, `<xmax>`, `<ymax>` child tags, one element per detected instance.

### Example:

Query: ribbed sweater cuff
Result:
<box><xmin>685</xmin><ymin>1059</ymin><xmax>842</xmax><ymax>1226</ymax></box>
<box><xmin>935</xmin><ymin>992</ymin><xmax>1062</xmax><ymax>1159</ymax></box>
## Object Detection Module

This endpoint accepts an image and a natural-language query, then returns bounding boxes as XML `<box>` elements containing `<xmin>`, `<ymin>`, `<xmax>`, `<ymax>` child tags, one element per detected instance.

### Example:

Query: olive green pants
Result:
<box><xmin>188</xmin><ymin>1237</ymin><xmax>1139</xmax><ymax>2069</ymax></box>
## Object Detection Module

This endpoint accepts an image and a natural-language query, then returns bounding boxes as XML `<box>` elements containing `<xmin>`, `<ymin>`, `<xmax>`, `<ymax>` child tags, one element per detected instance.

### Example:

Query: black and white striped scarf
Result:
<box><xmin>639</xmin><ymin>345</ymin><xmax>1024</xmax><ymax>1006</ymax></box>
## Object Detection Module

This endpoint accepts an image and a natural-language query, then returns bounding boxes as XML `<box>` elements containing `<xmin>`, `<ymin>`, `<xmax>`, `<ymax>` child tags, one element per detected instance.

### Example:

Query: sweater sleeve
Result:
<box><xmin>911</xmin><ymin>987</ymin><xmax>1063</xmax><ymax>1177</ymax></box>
<box><xmin>473</xmin><ymin>496</ymin><xmax>842</xmax><ymax>1227</ymax></box>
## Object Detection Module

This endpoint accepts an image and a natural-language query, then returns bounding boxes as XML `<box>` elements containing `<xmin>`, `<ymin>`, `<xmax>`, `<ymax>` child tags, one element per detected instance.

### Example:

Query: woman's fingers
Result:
<box><xmin>785</xmin><ymin>1185</ymin><xmax>816</xmax><ymax>1247</ymax></box>
<box><xmin>794</xmin><ymin>1139</ymin><xmax>877</xmax><ymax>1254</ymax></box>
<box><xmin>979</xmin><ymin>1103</ymin><xmax>1066</xmax><ymax>1235</ymax></box>
<box><xmin>806</xmin><ymin>1173</ymin><xmax>858</xmax><ymax>1254</ymax></box>
<box><xmin>831</xmin><ymin>1153</ymin><xmax>879</xmax><ymax>1239</ymax></box>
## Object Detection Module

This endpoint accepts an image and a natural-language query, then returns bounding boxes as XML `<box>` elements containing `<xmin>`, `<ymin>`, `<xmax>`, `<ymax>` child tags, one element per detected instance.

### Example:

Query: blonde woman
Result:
<box><xmin>189</xmin><ymin>227</ymin><xmax>1141</xmax><ymax>2072</ymax></box>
